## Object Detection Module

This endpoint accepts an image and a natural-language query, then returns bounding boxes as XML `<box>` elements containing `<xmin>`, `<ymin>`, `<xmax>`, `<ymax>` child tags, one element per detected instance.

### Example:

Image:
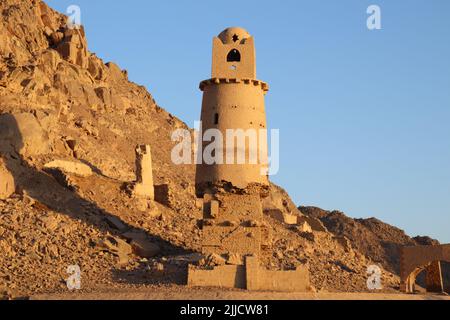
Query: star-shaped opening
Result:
<box><xmin>232</xmin><ymin>34</ymin><xmax>240</xmax><ymax>43</ymax></box>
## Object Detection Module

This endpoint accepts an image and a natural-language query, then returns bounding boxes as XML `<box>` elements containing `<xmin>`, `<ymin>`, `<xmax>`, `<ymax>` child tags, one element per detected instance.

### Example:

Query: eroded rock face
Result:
<box><xmin>0</xmin><ymin>113</ymin><xmax>50</xmax><ymax>156</ymax></box>
<box><xmin>0</xmin><ymin>159</ymin><xmax>15</xmax><ymax>200</ymax></box>
<box><xmin>55</xmin><ymin>27</ymin><xmax>89</xmax><ymax>68</ymax></box>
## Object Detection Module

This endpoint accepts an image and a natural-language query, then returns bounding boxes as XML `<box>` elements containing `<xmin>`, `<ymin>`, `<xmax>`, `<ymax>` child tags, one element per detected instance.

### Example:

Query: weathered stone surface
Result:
<box><xmin>106</xmin><ymin>62</ymin><xmax>126</xmax><ymax>82</ymax></box>
<box><xmin>204</xmin><ymin>253</ymin><xmax>227</xmax><ymax>267</ymax></box>
<box><xmin>154</xmin><ymin>184</ymin><xmax>174</xmax><ymax>207</ymax></box>
<box><xmin>88</xmin><ymin>55</ymin><xmax>108</xmax><ymax>81</ymax></box>
<box><xmin>121</xmin><ymin>231</ymin><xmax>161</xmax><ymax>259</ymax></box>
<box><xmin>104</xmin><ymin>216</ymin><xmax>128</xmax><ymax>232</ymax></box>
<box><xmin>226</xmin><ymin>253</ymin><xmax>243</xmax><ymax>266</ymax></box>
<box><xmin>297</xmin><ymin>221</ymin><xmax>313</xmax><ymax>233</ymax></box>
<box><xmin>39</xmin><ymin>49</ymin><xmax>61</xmax><ymax>72</ymax></box>
<box><xmin>132</xmin><ymin>145</ymin><xmax>154</xmax><ymax>199</ymax></box>
<box><xmin>0</xmin><ymin>113</ymin><xmax>50</xmax><ymax>156</ymax></box>
<box><xmin>0</xmin><ymin>159</ymin><xmax>15</xmax><ymax>200</ymax></box>
<box><xmin>55</xmin><ymin>27</ymin><xmax>89</xmax><ymax>68</ymax></box>
<box><xmin>426</xmin><ymin>261</ymin><xmax>444</xmax><ymax>293</ymax></box>
<box><xmin>97</xmin><ymin>236</ymin><xmax>132</xmax><ymax>265</ymax></box>
<box><xmin>44</xmin><ymin>160</ymin><xmax>93</xmax><ymax>177</ymax></box>
<box><xmin>189</xmin><ymin>256</ymin><xmax>311</xmax><ymax>292</ymax></box>
<box><xmin>196</xmin><ymin>27</ymin><xmax>269</xmax><ymax>193</ymax></box>
<box><xmin>334</xmin><ymin>236</ymin><xmax>352</xmax><ymax>252</ymax></box>
<box><xmin>131</xmin><ymin>239</ymin><xmax>160</xmax><ymax>259</ymax></box>
<box><xmin>267</xmin><ymin>209</ymin><xmax>298</xmax><ymax>225</ymax></box>
<box><xmin>400</xmin><ymin>244</ymin><xmax>450</xmax><ymax>293</ymax></box>
<box><xmin>39</xmin><ymin>215</ymin><xmax>59</xmax><ymax>232</ymax></box>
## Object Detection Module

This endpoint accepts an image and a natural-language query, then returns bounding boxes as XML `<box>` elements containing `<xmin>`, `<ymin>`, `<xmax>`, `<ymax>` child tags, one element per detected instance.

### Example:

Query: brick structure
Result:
<box><xmin>400</xmin><ymin>244</ymin><xmax>450</xmax><ymax>293</ymax></box>
<box><xmin>195</xmin><ymin>27</ymin><xmax>270</xmax><ymax>194</ymax></box>
<box><xmin>201</xmin><ymin>193</ymin><xmax>264</xmax><ymax>256</ymax></box>
<box><xmin>188</xmin><ymin>256</ymin><xmax>311</xmax><ymax>292</ymax></box>
<box><xmin>132</xmin><ymin>145</ymin><xmax>154</xmax><ymax>199</ymax></box>
<box><xmin>188</xmin><ymin>27</ymin><xmax>311</xmax><ymax>292</ymax></box>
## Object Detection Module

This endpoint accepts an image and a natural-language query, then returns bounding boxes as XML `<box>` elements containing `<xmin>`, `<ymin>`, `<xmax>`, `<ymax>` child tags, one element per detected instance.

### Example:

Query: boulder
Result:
<box><xmin>122</xmin><ymin>231</ymin><xmax>160</xmax><ymax>258</ymax></box>
<box><xmin>97</xmin><ymin>236</ymin><xmax>132</xmax><ymax>265</ymax></box>
<box><xmin>0</xmin><ymin>113</ymin><xmax>50</xmax><ymax>156</ymax></box>
<box><xmin>131</xmin><ymin>239</ymin><xmax>160</xmax><ymax>259</ymax></box>
<box><xmin>44</xmin><ymin>160</ymin><xmax>93</xmax><ymax>177</ymax></box>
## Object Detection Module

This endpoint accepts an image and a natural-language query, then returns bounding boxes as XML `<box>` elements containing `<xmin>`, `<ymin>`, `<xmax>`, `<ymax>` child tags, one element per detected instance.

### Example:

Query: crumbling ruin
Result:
<box><xmin>188</xmin><ymin>27</ymin><xmax>311</xmax><ymax>292</ymax></box>
<box><xmin>400</xmin><ymin>244</ymin><xmax>450</xmax><ymax>293</ymax></box>
<box><xmin>131</xmin><ymin>145</ymin><xmax>155</xmax><ymax>199</ymax></box>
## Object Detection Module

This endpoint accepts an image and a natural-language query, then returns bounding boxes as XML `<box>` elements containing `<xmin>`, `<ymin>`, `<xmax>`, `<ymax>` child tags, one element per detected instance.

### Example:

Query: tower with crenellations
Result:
<box><xmin>196</xmin><ymin>27</ymin><xmax>270</xmax><ymax>196</ymax></box>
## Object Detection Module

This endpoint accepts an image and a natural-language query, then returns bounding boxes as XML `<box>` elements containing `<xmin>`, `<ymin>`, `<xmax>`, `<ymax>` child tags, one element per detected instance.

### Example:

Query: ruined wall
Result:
<box><xmin>187</xmin><ymin>264</ymin><xmax>246</xmax><ymax>289</ymax></box>
<box><xmin>201</xmin><ymin>193</ymin><xmax>264</xmax><ymax>256</ymax></box>
<box><xmin>400</xmin><ymin>244</ymin><xmax>450</xmax><ymax>293</ymax></box>
<box><xmin>188</xmin><ymin>256</ymin><xmax>311</xmax><ymax>292</ymax></box>
<box><xmin>132</xmin><ymin>145</ymin><xmax>154</xmax><ymax>199</ymax></box>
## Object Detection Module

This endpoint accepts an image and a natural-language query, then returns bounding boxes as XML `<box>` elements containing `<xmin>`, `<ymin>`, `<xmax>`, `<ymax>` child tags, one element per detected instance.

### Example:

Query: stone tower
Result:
<box><xmin>188</xmin><ymin>28</ymin><xmax>311</xmax><ymax>292</ymax></box>
<box><xmin>196</xmin><ymin>27</ymin><xmax>270</xmax><ymax>195</ymax></box>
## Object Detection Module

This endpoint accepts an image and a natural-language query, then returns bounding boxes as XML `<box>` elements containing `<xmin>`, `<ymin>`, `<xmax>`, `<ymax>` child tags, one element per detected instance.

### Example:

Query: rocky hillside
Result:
<box><xmin>300</xmin><ymin>207</ymin><xmax>449</xmax><ymax>292</ymax></box>
<box><xmin>0</xmin><ymin>0</ymin><xmax>402</xmax><ymax>299</ymax></box>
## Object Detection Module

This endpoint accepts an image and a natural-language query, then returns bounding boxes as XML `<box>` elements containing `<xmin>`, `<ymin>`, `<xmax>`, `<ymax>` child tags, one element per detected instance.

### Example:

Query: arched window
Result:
<box><xmin>227</xmin><ymin>49</ymin><xmax>241</xmax><ymax>62</ymax></box>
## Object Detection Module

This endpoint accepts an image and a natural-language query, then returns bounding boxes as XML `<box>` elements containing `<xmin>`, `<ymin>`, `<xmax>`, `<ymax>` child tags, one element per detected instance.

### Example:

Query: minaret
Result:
<box><xmin>188</xmin><ymin>28</ymin><xmax>311</xmax><ymax>292</ymax></box>
<box><xmin>196</xmin><ymin>27</ymin><xmax>270</xmax><ymax>195</ymax></box>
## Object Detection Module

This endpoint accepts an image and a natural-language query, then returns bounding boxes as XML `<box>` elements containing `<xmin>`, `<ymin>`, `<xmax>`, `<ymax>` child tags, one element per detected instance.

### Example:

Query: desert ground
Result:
<box><xmin>30</xmin><ymin>286</ymin><xmax>449</xmax><ymax>301</ymax></box>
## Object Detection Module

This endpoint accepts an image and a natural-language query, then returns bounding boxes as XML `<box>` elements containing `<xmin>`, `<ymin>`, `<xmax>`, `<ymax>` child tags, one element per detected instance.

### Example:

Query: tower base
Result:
<box><xmin>187</xmin><ymin>256</ymin><xmax>311</xmax><ymax>292</ymax></box>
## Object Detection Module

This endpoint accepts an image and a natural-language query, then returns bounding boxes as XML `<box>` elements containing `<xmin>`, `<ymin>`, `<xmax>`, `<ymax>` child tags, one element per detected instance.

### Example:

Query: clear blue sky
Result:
<box><xmin>46</xmin><ymin>0</ymin><xmax>450</xmax><ymax>243</ymax></box>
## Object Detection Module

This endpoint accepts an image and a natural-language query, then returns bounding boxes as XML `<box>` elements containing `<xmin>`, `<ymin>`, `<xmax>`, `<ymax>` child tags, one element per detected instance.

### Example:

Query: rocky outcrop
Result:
<box><xmin>54</xmin><ymin>26</ymin><xmax>88</xmax><ymax>68</ymax></box>
<box><xmin>0</xmin><ymin>113</ymin><xmax>50</xmax><ymax>156</ymax></box>
<box><xmin>300</xmin><ymin>207</ymin><xmax>419</xmax><ymax>274</ymax></box>
<box><xmin>300</xmin><ymin>206</ymin><xmax>450</xmax><ymax>292</ymax></box>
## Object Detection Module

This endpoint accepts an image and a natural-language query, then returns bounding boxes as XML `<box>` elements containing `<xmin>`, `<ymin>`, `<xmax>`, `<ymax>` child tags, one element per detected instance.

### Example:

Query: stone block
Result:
<box><xmin>188</xmin><ymin>256</ymin><xmax>311</xmax><ymax>292</ymax></box>
<box><xmin>202</xmin><ymin>225</ymin><xmax>261</xmax><ymax>256</ymax></box>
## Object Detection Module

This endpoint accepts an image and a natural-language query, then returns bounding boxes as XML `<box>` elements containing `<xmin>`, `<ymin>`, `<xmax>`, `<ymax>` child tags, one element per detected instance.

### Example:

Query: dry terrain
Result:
<box><xmin>0</xmin><ymin>0</ymin><xmax>445</xmax><ymax>300</ymax></box>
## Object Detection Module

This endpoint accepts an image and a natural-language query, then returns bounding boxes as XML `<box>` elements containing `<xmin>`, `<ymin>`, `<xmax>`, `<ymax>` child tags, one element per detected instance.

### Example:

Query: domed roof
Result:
<box><xmin>218</xmin><ymin>27</ymin><xmax>251</xmax><ymax>44</ymax></box>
